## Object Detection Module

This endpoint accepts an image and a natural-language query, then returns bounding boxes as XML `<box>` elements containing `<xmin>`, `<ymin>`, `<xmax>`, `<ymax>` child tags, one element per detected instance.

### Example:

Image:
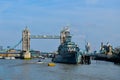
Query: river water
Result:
<box><xmin>0</xmin><ymin>59</ymin><xmax>120</xmax><ymax>80</ymax></box>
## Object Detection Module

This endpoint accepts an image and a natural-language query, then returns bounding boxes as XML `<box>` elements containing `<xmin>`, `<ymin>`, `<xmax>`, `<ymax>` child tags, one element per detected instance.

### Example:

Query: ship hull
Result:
<box><xmin>52</xmin><ymin>52</ymin><xmax>81</xmax><ymax>64</ymax></box>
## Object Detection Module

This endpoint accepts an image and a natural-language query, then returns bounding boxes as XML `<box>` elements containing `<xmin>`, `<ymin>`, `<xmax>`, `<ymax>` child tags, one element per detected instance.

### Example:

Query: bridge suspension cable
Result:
<box><xmin>9</xmin><ymin>39</ymin><xmax>22</xmax><ymax>50</ymax></box>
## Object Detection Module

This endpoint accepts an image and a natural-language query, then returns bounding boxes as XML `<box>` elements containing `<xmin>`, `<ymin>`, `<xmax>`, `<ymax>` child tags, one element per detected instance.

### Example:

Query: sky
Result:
<box><xmin>0</xmin><ymin>0</ymin><xmax>120</xmax><ymax>52</ymax></box>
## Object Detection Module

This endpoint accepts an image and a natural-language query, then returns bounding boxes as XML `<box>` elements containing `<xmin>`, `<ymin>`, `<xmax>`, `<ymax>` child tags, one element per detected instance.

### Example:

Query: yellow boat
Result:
<box><xmin>48</xmin><ymin>63</ymin><xmax>56</xmax><ymax>67</ymax></box>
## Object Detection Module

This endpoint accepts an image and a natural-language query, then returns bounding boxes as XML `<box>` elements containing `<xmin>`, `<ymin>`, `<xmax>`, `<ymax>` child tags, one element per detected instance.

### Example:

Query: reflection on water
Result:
<box><xmin>0</xmin><ymin>59</ymin><xmax>120</xmax><ymax>80</ymax></box>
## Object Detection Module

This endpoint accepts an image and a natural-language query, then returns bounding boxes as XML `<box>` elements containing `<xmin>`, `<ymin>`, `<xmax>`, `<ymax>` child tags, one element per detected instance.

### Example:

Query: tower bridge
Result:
<box><xmin>22</xmin><ymin>27</ymin><xmax>69</xmax><ymax>59</ymax></box>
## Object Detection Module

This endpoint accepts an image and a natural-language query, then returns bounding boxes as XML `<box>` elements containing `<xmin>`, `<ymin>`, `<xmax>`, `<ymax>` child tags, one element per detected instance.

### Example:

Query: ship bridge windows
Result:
<box><xmin>67</xmin><ymin>42</ymin><xmax>75</xmax><ymax>45</ymax></box>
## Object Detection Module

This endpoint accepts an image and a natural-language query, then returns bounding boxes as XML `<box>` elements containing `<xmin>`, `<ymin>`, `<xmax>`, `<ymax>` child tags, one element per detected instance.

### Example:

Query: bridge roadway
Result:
<box><xmin>30</xmin><ymin>35</ymin><xmax>60</xmax><ymax>39</ymax></box>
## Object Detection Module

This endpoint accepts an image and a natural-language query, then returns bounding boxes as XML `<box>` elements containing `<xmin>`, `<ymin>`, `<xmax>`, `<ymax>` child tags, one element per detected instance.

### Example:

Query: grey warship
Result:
<box><xmin>52</xmin><ymin>27</ymin><xmax>82</xmax><ymax>64</ymax></box>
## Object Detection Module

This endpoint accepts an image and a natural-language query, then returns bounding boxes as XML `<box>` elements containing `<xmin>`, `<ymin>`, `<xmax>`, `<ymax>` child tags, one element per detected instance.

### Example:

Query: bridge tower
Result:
<box><xmin>22</xmin><ymin>27</ymin><xmax>31</xmax><ymax>59</ymax></box>
<box><xmin>60</xmin><ymin>27</ymin><xmax>71</xmax><ymax>44</ymax></box>
<box><xmin>85</xmin><ymin>42</ymin><xmax>91</xmax><ymax>53</ymax></box>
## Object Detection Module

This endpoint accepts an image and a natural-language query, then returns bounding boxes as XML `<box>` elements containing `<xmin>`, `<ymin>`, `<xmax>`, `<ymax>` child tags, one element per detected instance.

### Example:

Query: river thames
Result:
<box><xmin>0</xmin><ymin>59</ymin><xmax>120</xmax><ymax>80</ymax></box>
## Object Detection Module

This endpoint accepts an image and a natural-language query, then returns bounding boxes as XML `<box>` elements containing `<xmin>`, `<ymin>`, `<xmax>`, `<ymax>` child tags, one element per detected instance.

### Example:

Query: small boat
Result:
<box><xmin>37</xmin><ymin>61</ymin><xmax>44</xmax><ymax>64</ymax></box>
<box><xmin>10</xmin><ymin>57</ymin><xmax>15</xmax><ymax>59</ymax></box>
<box><xmin>4</xmin><ymin>57</ymin><xmax>15</xmax><ymax>59</ymax></box>
<box><xmin>48</xmin><ymin>63</ymin><xmax>56</xmax><ymax>67</ymax></box>
<box><xmin>4</xmin><ymin>57</ymin><xmax>11</xmax><ymax>59</ymax></box>
<box><xmin>0</xmin><ymin>56</ymin><xmax>3</xmax><ymax>59</ymax></box>
<box><xmin>37</xmin><ymin>59</ymin><xmax>44</xmax><ymax>64</ymax></box>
